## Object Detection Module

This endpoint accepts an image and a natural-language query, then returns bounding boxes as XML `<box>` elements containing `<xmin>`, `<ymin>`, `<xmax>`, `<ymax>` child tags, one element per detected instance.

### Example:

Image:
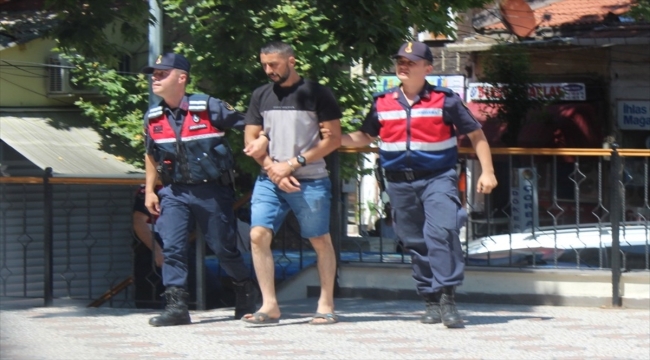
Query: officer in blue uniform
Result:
<box><xmin>141</xmin><ymin>53</ymin><xmax>266</xmax><ymax>326</ymax></box>
<box><xmin>342</xmin><ymin>42</ymin><xmax>498</xmax><ymax>328</ymax></box>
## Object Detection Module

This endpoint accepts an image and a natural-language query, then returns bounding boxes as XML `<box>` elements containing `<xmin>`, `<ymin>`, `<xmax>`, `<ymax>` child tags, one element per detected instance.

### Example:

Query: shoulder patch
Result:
<box><xmin>187</xmin><ymin>93</ymin><xmax>209</xmax><ymax>112</ymax></box>
<box><xmin>433</xmin><ymin>86</ymin><xmax>455</xmax><ymax>96</ymax></box>
<box><xmin>223</xmin><ymin>102</ymin><xmax>235</xmax><ymax>111</ymax></box>
<box><xmin>147</xmin><ymin>106</ymin><xmax>163</xmax><ymax>119</ymax></box>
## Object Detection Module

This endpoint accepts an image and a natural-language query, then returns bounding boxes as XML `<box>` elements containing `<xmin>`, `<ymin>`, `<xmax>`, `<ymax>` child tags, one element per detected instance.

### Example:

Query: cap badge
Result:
<box><xmin>192</xmin><ymin>114</ymin><xmax>200</xmax><ymax>123</ymax></box>
<box><xmin>405</xmin><ymin>42</ymin><xmax>413</xmax><ymax>53</ymax></box>
<box><xmin>155</xmin><ymin>55</ymin><xmax>162</xmax><ymax>64</ymax></box>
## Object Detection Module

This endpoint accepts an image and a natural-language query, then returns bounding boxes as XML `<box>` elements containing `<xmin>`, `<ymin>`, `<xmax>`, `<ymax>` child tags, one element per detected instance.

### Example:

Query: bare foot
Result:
<box><xmin>241</xmin><ymin>307</ymin><xmax>281</xmax><ymax>322</ymax></box>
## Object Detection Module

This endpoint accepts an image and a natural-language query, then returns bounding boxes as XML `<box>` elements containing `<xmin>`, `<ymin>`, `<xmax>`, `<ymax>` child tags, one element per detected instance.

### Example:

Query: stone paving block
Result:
<box><xmin>1</xmin><ymin>297</ymin><xmax>649</xmax><ymax>360</ymax></box>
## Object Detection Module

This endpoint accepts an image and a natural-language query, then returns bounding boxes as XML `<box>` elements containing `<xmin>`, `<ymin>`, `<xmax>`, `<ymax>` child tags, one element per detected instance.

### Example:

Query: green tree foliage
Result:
<box><xmin>628</xmin><ymin>0</ymin><xmax>650</xmax><ymax>22</ymax></box>
<box><xmin>45</xmin><ymin>0</ymin><xmax>152</xmax><ymax>67</ymax></box>
<box><xmin>480</xmin><ymin>45</ymin><xmax>560</xmax><ymax>147</ymax></box>
<box><xmin>50</xmin><ymin>0</ymin><xmax>490</xmax><ymax>179</ymax></box>
<box><xmin>62</xmin><ymin>54</ymin><xmax>150</xmax><ymax>167</ymax></box>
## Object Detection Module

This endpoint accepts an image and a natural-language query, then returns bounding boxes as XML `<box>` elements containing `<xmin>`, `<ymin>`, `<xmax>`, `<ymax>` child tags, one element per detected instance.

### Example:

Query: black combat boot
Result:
<box><xmin>233</xmin><ymin>279</ymin><xmax>259</xmax><ymax>320</ymax></box>
<box><xmin>420</xmin><ymin>291</ymin><xmax>442</xmax><ymax>324</ymax></box>
<box><xmin>440</xmin><ymin>286</ymin><xmax>464</xmax><ymax>328</ymax></box>
<box><xmin>148</xmin><ymin>287</ymin><xmax>192</xmax><ymax>327</ymax></box>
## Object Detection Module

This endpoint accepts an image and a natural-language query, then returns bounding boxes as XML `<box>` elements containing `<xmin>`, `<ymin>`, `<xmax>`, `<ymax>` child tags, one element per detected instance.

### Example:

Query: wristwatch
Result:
<box><xmin>296</xmin><ymin>155</ymin><xmax>307</xmax><ymax>167</ymax></box>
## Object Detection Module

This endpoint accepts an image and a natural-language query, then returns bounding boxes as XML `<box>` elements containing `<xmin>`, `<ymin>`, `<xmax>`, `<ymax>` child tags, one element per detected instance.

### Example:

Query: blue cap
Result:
<box><xmin>141</xmin><ymin>53</ymin><xmax>191</xmax><ymax>74</ymax></box>
<box><xmin>392</xmin><ymin>41</ymin><xmax>433</xmax><ymax>63</ymax></box>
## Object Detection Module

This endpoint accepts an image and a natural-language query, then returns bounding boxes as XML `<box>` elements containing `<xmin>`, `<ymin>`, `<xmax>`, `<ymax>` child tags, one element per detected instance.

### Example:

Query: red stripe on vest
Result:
<box><xmin>148</xmin><ymin>110</ymin><xmax>219</xmax><ymax>141</ymax></box>
<box><xmin>376</xmin><ymin>91</ymin><xmax>452</xmax><ymax>145</ymax></box>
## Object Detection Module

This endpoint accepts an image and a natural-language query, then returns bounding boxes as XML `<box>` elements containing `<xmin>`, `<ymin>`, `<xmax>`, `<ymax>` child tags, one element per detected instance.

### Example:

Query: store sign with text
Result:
<box><xmin>617</xmin><ymin>100</ymin><xmax>650</xmax><ymax>131</ymax></box>
<box><xmin>467</xmin><ymin>82</ymin><xmax>586</xmax><ymax>102</ymax></box>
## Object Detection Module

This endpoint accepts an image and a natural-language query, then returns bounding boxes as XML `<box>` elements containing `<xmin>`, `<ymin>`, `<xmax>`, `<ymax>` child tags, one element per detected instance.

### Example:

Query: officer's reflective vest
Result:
<box><xmin>375</xmin><ymin>86</ymin><xmax>457</xmax><ymax>171</ymax></box>
<box><xmin>146</xmin><ymin>94</ymin><xmax>234</xmax><ymax>184</ymax></box>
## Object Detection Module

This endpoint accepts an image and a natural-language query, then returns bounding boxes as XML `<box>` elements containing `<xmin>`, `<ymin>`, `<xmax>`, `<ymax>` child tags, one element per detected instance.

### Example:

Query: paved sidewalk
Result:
<box><xmin>1</xmin><ymin>297</ymin><xmax>648</xmax><ymax>360</ymax></box>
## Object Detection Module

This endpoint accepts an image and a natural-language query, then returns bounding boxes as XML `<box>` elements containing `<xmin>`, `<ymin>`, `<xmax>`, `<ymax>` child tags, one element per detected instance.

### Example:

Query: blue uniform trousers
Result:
<box><xmin>156</xmin><ymin>182</ymin><xmax>250</xmax><ymax>288</ymax></box>
<box><xmin>385</xmin><ymin>168</ymin><xmax>467</xmax><ymax>295</ymax></box>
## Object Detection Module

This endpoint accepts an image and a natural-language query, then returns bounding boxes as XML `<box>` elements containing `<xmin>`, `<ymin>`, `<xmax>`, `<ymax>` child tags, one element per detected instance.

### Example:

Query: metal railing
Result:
<box><xmin>1</xmin><ymin>146</ymin><xmax>648</xmax><ymax>308</ymax></box>
<box><xmin>335</xmin><ymin>147</ymin><xmax>649</xmax><ymax>266</ymax></box>
<box><xmin>0</xmin><ymin>171</ymin><xmax>313</xmax><ymax>309</ymax></box>
<box><xmin>1</xmin><ymin>172</ymin><xmax>138</xmax><ymax>307</ymax></box>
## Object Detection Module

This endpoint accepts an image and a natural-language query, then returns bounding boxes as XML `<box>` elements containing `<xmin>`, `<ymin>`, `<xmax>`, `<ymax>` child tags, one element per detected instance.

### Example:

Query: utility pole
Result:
<box><xmin>148</xmin><ymin>0</ymin><xmax>163</xmax><ymax>106</ymax></box>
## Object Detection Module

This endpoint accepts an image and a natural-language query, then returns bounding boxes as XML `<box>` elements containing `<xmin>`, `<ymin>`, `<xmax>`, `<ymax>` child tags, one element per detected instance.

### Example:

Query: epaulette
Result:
<box><xmin>432</xmin><ymin>86</ymin><xmax>455</xmax><ymax>96</ymax></box>
<box><xmin>187</xmin><ymin>93</ymin><xmax>210</xmax><ymax>112</ymax></box>
<box><xmin>372</xmin><ymin>86</ymin><xmax>399</xmax><ymax>99</ymax></box>
<box><xmin>147</xmin><ymin>106</ymin><xmax>163</xmax><ymax>119</ymax></box>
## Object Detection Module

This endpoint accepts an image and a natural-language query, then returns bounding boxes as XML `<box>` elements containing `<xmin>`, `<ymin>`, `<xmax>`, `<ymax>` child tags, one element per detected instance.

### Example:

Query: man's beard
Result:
<box><xmin>270</xmin><ymin>66</ymin><xmax>291</xmax><ymax>85</ymax></box>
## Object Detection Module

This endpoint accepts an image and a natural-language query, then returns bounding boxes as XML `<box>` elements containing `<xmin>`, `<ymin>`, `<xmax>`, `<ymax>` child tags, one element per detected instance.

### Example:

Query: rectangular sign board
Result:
<box><xmin>467</xmin><ymin>82</ymin><xmax>586</xmax><ymax>102</ymax></box>
<box><xmin>374</xmin><ymin>75</ymin><xmax>465</xmax><ymax>100</ymax></box>
<box><xmin>617</xmin><ymin>100</ymin><xmax>650</xmax><ymax>131</ymax></box>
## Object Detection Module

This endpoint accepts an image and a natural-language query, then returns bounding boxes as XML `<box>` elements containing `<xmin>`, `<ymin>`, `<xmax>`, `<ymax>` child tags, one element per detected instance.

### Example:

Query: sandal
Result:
<box><xmin>241</xmin><ymin>312</ymin><xmax>280</xmax><ymax>325</ymax></box>
<box><xmin>309</xmin><ymin>312</ymin><xmax>339</xmax><ymax>325</ymax></box>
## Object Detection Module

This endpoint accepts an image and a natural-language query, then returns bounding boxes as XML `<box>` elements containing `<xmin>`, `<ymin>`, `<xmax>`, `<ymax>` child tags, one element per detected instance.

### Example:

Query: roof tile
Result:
<box><xmin>485</xmin><ymin>0</ymin><xmax>632</xmax><ymax>31</ymax></box>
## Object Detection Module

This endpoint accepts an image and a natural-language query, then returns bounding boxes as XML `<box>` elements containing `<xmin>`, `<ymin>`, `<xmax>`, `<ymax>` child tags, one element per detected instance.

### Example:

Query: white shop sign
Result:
<box><xmin>617</xmin><ymin>100</ymin><xmax>650</xmax><ymax>131</ymax></box>
<box><xmin>467</xmin><ymin>83</ymin><xmax>586</xmax><ymax>102</ymax></box>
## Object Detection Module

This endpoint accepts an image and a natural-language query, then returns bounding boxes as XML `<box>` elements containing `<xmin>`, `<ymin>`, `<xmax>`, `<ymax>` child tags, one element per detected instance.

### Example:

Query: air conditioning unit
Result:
<box><xmin>46</xmin><ymin>54</ymin><xmax>101</xmax><ymax>97</ymax></box>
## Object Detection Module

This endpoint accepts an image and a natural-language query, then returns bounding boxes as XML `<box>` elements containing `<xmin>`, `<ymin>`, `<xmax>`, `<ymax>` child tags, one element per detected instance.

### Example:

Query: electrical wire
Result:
<box><xmin>0</xmin><ymin>75</ymin><xmax>77</xmax><ymax>105</ymax></box>
<box><xmin>0</xmin><ymin>60</ymin><xmax>47</xmax><ymax>78</ymax></box>
<box><xmin>0</xmin><ymin>70</ymin><xmax>47</xmax><ymax>78</ymax></box>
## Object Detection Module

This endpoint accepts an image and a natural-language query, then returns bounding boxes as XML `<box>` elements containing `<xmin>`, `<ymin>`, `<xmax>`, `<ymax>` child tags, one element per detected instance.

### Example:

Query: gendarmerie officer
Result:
<box><xmin>141</xmin><ymin>53</ymin><xmax>265</xmax><ymax>326</ymax></box>
<box><xmin>341</xmin><ymin>41</ymin><xmax>498</xmax><ymax>328</ymax></box>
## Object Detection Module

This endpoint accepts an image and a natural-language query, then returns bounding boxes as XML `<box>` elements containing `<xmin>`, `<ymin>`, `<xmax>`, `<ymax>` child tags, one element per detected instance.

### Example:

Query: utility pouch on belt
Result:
<box><xmin>197</xmin><ymin>152</ymin><xmax>221</xmax><ymax>179</ymax></box>
<box><xmin>212</xmin><ymin>143</ymin><xmax>235</xmax><ymax>189</ymax></box>
<box><xmin>213</xmin><ymin>143</ymin><xmax>235</xmax><ymax>173</ymax></box>
<box><xmin>156</xmin><ymin>151</ymin><xmax>174</xmax><ymax>185</ymax></box>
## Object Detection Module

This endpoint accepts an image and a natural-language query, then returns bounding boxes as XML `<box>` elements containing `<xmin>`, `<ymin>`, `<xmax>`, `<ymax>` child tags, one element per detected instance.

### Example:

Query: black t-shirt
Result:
<box><xmin>244</xmin><ymin>78</ymin><xmax>342</xmax><ymax>179</ymax></box>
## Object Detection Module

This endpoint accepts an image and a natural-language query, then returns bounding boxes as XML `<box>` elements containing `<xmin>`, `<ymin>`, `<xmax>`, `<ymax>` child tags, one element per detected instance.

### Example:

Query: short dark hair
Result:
<box><xmin>260</xmin><ymin>41</ymin><xmax>294</xmax><ymax>57</ymax></box>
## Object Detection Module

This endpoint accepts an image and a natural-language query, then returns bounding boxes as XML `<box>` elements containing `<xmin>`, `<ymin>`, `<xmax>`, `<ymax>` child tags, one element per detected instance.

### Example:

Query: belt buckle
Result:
<box><xmin>405</xmin><ymin>170</ymin><xmax>415</xmax><ymax>181</ymax></box>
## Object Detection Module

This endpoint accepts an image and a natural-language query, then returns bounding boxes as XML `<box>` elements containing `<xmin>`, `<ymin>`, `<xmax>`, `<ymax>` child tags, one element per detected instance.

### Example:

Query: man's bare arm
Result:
<box><xmin>299</xmin><ymin>119</ymin><xmax>342</xmax><ymax>164</ymax></box>
<box><xmin>265</xmin><ymin>120</ymin><xmax>342</xmax><ymax>183</ymax></box>
<box><xmin>144</xmin><ymin>154</ymin><xmax>161</xmax><ymax>215</ymax></box>
<box><xmin>466</xmin><ymin>129</ymin><xmax>498</xmax><ymax>194</ymax></box>
<box><xmin>341</xmin><ymin>130</ymin><xmax>376</xmax><ymax>147</ymax></box>
<box><xmin>133</xmin><ymin>211</ymin><xmax>163</xmax><ymax>267</ymax></box>
<box><xmin>244</xmin><ymin>124</ymin><xmax>273</xmax><ymax>167</ymax></box>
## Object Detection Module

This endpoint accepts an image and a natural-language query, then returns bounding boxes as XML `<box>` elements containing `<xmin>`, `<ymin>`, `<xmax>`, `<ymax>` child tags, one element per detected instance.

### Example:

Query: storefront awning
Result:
<box><xmin>1</xmin><ymin>111</ymin><xmax>143</xmax><ymax>176</ymax></box>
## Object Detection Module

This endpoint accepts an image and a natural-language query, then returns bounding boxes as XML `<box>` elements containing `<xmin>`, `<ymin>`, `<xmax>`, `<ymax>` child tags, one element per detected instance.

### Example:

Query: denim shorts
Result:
<box><xmin>250</xmin><ymin>175</ymin><xmax>331</xmax><ymax>238</ymax></box>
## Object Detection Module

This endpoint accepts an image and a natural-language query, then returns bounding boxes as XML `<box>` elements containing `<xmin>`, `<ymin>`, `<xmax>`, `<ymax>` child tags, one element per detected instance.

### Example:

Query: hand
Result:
<box><xmin>154</xmin><ymin>247</ymin><xmax>164</xmax><ymax>267</ymax></box>
<box><xmin>243</xmin><ymin>135</ymin><xmax>268</xmax><ymax>159</ymax></box>
<box><xmin>265</xmin><ymin>161</ymin><xmax>293</xmax><ymax>183</ymax></box>
<box><xmin>319</xmin><ymin>123</ymin><xmax>332</xmax><ymax>139</ymax></box>
<box><xmin>277</xmin><ymin>176</ymin><xmax>301</xmax><ymax>193</ymax></box>
<box><xmin>145</xmin><ymin>192</ymin><xmax>160</xmax><ymax>216</ymax></box>
<box><xmin>476</xmin><ymin>173</ymin><xmax>498</xmax><ymax>194</ymax></box>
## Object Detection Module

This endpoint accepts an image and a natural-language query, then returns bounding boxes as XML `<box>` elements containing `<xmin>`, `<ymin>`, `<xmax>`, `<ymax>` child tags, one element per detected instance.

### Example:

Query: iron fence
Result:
<box><xmin>0</xmin><ymin>172</ymin><xmax>310</xmax><ymax>309</ymax></box>
<box><xmin>0</xmin><ymin>146</ymin><xmax>648</xmax><ymax>308</ymax></box>
<box><xmin>336</xmin><ymin>147</ymin><xmax>649</xmax><ymax>275</ymax></box>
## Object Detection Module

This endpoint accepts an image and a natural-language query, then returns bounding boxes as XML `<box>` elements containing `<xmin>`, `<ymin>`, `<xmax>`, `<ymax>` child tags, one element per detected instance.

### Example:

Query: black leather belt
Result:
<box><xmin>384</xmin><ymin>170</ymin><xmax>437</xmax><ymax>182</ymax></box>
